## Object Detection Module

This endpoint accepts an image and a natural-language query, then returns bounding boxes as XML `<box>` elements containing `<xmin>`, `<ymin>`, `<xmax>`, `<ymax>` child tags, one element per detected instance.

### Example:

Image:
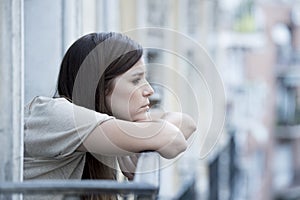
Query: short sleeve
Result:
<box><xmin>24</xmin><ymin>96</ymin><xmax>114</xmax><ymax>159</ymax></box>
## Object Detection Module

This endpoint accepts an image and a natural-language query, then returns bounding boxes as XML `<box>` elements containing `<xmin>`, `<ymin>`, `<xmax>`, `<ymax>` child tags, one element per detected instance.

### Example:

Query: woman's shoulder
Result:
<box><xmin>24</xmin><ymin>96</ymin><xmax>73</xmax><ymax>118</ymax></box>
<box><xmin>26</xmin><ymin>95</ymin><xmax>68</xmax><ymax>107</ymax></box>
<box><xmin>24</xmin><ymin>96</ymin><xmax>113</xmax><ymax>122</ymax></box>
<box><xmin>26</xmin><ymin>96</ymin><xmax>70</xmax><ymax>106</ymax></box>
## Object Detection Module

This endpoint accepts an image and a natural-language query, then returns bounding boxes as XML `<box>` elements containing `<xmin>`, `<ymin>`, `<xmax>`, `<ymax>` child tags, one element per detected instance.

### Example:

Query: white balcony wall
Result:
<box><xmin>0</xmin><ymin>0</ymin><xmax>24</xmax><ymax>186</ymax></box>
<box><xmin>24</xmin><ymin>0</ymin><xmax>63</xmax><ymax>103</ymax></box>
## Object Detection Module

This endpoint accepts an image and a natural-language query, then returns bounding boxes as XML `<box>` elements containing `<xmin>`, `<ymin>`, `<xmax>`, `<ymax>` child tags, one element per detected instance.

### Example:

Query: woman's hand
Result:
<box><xmin>117</xmin><ymin>154</ymin><xmax>140</xmax><ymax>180</ymax></box>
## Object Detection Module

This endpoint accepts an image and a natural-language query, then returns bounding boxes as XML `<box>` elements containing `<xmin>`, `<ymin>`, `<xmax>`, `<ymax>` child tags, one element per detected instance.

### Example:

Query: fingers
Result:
<box><xmin>122</xmin><ymin>171</ymin><xmax>134</xmax><ymax>180</ymax></box>
<box><xmin>129</xmin><ymin>153</ymin><xmax>139</xmax><ymax>166</ymax></box>
<box><xmin>117</xmin><ymin>154</ymin><xmax>140</xmax><ymax>180</ymax></box>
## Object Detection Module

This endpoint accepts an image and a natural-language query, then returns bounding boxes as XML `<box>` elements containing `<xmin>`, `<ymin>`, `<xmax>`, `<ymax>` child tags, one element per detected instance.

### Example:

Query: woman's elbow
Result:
<box><xmin>184</xmin><ymin>117</ymin><xmax>197</xmax><ymax>139</ymax></box>
<box><xmin>164</xmin><ymin>139</ymin><xmax>188</xmax><ymax>159</ymax></box>
<box><xmin>177</xmin><ymin>139</ymin><xmax>188</xmax><ymax>154</ymax></box>
<box><xmin>158</xmin><ymin>129</ymin><xmax>188</xmax><ymax>159</ymax></box>
<box><xmin>189</xmin><ymin>120</ymin><xmax>197</xmax><ymax>135</ymax></box>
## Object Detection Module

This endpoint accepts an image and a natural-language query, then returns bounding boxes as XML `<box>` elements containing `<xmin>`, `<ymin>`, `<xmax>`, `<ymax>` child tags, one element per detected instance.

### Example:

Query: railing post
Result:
<box><xmin>0</xmin><ymin>0</ymin><xmax>24</xmax><ymax>198</ymax></box>
<box><xmin>134</xmin><ymin>152</ymin><xmax>160</xmax><ymax>200</ymax></box>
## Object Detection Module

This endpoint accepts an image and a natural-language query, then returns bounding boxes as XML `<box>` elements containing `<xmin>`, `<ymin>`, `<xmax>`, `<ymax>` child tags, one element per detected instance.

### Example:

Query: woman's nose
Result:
<box><xmin>143</xmin><ymin>83</ymin><xmax>154</xmax><ymax>97</ymax></box>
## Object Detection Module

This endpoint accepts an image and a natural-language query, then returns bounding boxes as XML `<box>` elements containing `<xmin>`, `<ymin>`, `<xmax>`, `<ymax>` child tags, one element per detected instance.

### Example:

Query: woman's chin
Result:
<box><xmin>132</xmin><ymin>113</ymin><xmax>151</xmax><ymax>122</ymax></box>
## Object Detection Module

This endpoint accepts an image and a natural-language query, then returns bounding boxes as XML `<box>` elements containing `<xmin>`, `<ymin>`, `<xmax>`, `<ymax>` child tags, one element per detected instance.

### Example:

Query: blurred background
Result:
<box><xmin>2</xmin><ymin>0</ymin><xmax>300</xmax><ymax>199</ymax></box>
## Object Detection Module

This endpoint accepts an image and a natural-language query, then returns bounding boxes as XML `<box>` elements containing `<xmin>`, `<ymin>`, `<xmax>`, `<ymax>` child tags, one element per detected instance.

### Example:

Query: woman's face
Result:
<box><xmin>106</xmin><ymin>59</ymin><xmax>154</xmax><ymax>121</ymax></box>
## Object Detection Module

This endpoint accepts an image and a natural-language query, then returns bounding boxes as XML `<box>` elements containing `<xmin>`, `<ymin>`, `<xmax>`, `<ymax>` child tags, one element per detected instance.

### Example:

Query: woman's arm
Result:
<box><xmin>150</xmin><ymin>111</ymin><xmax>197</xmax><ymax>140</ymax></box>
<box><xmin>78</xmin><ymin>118</ymin><xmax>188</xmax><ymax>159</ymax></box>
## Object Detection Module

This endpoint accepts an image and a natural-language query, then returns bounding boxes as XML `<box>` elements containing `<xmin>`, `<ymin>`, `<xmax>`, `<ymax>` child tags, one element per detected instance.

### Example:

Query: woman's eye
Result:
<box><xmin>132</xmin><ymin>78</ymin><xmax>141</xmax><ymax>85</ymax></box>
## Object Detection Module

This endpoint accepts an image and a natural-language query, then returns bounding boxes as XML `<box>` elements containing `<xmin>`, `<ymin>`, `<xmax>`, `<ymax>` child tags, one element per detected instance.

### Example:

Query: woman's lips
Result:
<box><xmin>140</xmin><ymin>104</ymin><xmax>150</xmax><ymax>111</ymax></box>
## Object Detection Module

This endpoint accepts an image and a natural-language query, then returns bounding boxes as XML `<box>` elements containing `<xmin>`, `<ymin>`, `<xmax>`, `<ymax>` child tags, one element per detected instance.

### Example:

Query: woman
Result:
<box><xmin>24</xmin><ymin>32</ymin><xmax>196</xmax><ymax>200</ymax></box>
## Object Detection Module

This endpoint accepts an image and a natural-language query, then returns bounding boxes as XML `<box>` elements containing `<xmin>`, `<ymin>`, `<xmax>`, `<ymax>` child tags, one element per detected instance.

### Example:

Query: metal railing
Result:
<box><xmin>274</xmin><ymin>185</ymin><xmax>300</xmax><ymax>200</ymax></box>
<box><xmin>208</xmin><ymin>134</ymin><xmax>236</xmax><ymax>200</ymax></box>
<box><xmin>0</xmin><ymin>152</ymin><xmax>201</xmax><ymax>200</ymax></box>
<box><xmin>0</xmin><ymin>153</ymin><xmax>160</xmax><ymax>200</ymax></box>
<box><xmin>174</xmin><ymin>173</ymin><xmax>196</xmax><ymax>200</ymax></box>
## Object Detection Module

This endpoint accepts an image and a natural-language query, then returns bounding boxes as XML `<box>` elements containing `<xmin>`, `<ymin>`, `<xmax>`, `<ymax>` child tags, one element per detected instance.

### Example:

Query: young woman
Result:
<box><xmin>24</xmin><ymin>32</ymin><xmax>196</xmax><ymax>200</ymax></box>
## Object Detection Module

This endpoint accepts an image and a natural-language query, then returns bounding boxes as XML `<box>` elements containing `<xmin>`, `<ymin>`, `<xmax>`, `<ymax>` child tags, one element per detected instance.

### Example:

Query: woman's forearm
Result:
<box><xmin>150</xmin><ymin>111</ymin><xmax>197</xmax><ymax>140</ymax></box>
<box><xmin>79</xmin><ymin>118</ymin><xmax>188</xmax><ymax>159</ymax></box>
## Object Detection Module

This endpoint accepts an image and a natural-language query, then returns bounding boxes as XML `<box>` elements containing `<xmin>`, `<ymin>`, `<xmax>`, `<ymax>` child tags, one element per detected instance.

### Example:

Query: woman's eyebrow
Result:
<box><xmin>131</xmin><ymin>71</ymin><xmax>145</xmax><ymax>77</ymax></box>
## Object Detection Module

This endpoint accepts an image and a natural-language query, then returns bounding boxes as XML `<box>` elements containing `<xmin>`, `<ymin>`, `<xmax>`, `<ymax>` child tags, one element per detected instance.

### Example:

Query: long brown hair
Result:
<box><xmin>56</xmin><ymin>32</ymin><xmax>143</xmax><ymax>200</ymax></box>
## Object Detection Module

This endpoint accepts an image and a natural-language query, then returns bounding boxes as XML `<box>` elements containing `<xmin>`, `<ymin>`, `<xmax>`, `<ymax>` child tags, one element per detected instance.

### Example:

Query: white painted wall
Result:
<box><xmin>24</xmin><ymin>0</ymin><xmax>63</xmax><ymax>103</ymax></box>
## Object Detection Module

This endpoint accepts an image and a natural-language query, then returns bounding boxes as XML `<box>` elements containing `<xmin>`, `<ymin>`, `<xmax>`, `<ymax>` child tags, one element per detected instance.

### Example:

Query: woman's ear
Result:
<box><xmin>104</xmin><ymin>82</ymin><xmax>113</xmax><ymax>113</ymax></box>
<box><xmin>105</xmin><ymin>79</ymin><xmax>115</xmax><ymax>96</ymax></box>
<box><xmin>105</xmin><ymin>88</ymin><xmax>110</xmax><ymax>96</ymax></box>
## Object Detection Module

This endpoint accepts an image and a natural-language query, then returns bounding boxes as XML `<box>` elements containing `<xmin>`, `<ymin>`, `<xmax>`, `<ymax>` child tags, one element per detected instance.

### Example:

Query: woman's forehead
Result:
<box><xmin>127</xmin><ymin>60</ymin><xmax>146</xmax><ymax>75</ymax></box>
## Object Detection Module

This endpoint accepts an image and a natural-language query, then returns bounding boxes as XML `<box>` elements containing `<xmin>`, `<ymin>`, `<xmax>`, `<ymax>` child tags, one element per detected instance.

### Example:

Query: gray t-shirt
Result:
<box><xmin>23</xmin><ymin>96</ymin><xmax>113</xmax><ymax>198</ymax></box>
